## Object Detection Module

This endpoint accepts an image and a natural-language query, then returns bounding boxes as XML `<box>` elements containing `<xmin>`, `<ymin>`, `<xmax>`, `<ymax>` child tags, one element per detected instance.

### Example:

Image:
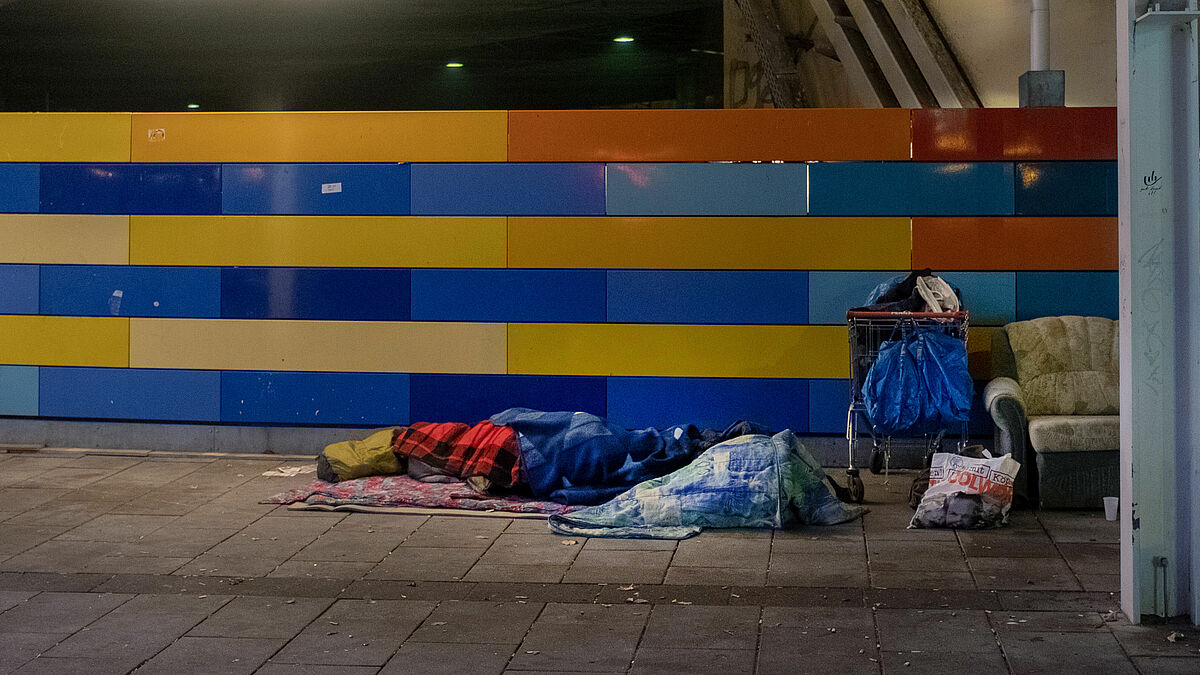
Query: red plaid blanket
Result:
<box><xmin>393</xmin><ymin>421</ymin><xmax>521</xmax><ymax>488</ymax></box>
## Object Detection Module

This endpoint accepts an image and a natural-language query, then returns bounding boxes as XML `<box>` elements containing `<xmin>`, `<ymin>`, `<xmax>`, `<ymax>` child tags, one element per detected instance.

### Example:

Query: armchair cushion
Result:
<box><xmin>1005</xmin><ymin>316</ymin><xmax>1119</xmax><ymax>416</ymax></box>
<box><xmin>1028</xmin><ymin>415</ymin><xmax>1119</xmax><ymax>453</ymax></box>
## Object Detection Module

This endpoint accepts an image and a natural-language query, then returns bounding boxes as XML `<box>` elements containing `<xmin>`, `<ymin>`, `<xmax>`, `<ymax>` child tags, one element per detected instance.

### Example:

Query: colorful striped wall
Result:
<box><xmin>0</xmin><ymin>108</ymin><xmax>1117</xmax><ymax>436</ymax></box>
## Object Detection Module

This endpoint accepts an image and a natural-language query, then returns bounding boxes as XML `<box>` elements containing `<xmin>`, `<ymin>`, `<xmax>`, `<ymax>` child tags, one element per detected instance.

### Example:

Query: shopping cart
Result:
<box><xmin>842</xmin><ymin>310</ymin><xmax>970</xmax><ymax>503</ymax></box>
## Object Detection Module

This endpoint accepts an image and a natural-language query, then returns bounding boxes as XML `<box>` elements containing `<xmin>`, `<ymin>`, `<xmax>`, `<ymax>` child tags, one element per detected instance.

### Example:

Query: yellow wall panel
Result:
<box><xmin>129</xmin><ymin>111</ymin><xmax>507</xmax><ymax>162</ymax></box>
<box><xmin>129</xmin><ymin>215</ymin><xmax>506</xmax><ymax>267</ymax></box>
<box><xmin>0</xmin><ymin>215</ymin><xmax>129</xmax><ymax>264</ymax></box>
<box><xmin>0</xmin><ymin>113</ymin><xmax>131</xmax><ymax>162</ymax></box>
<box><xmin>130</xmin><ymin>319</ymin><xmax>507</xmax><ymax>374</ymax></box>
<box><xmin>509</xmin><ymin>323</ymin><xmax>847</xmax><ymax>379</ymax></box>
<box><xmin>0</xmin><ymin>316</ymin><xmax>128</xmax><ymax>367</ymax></box>
<box><xmin>968</xmin><ymin>326</ymin><xmax>997</xmax><ymax>380</ymax></box>
<box><xmin>508</xmin><ymin>217</ymin><xmax>911</xmax><ymax>270</ymax></box>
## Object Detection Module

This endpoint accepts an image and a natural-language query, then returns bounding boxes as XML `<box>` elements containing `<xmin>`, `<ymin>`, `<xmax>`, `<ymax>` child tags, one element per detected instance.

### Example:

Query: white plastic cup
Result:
<box><xmin>1103</xmin><ymin>496</ymin><xmax>1119</xmax><ymax>521</ymax></box>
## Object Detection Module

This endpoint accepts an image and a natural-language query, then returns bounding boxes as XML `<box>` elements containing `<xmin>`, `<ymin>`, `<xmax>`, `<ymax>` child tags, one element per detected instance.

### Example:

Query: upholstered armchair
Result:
<box><xmin>984</xmin><ymin>316</ymin><xmax>1119</xmax><ymax>509</ymax></box>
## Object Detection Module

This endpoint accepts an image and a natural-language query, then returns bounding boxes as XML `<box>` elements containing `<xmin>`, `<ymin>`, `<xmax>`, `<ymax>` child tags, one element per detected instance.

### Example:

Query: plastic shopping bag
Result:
<box><xmin>862</xmin><ymin>327</ymin><xmax>972</xmax><ymax>437</ymax></box>
<box><xmin>909</xmin><ymin>451</ymin><xmax>1021</xmax><ymax>529</ymax></box>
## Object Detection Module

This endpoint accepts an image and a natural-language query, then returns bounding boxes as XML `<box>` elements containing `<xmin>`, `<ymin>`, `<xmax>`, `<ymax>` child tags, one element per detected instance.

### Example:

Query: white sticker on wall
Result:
<box><xmin>321</xmin><ymin>182</ymin><xmax>343</xmax><ymax>194</ymax></box>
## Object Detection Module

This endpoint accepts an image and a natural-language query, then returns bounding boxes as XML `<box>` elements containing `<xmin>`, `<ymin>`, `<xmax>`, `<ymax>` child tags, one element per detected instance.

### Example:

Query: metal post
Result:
<box><xmin>1117</xmin><ymin>0</ymin><xmax>1200</xmax><ymax>623</ymax></box>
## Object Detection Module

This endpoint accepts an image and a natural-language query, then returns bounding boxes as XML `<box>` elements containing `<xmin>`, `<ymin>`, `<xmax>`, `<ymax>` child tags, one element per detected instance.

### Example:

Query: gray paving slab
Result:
<box><xmin>671</xmin><ymin>536</ymin><xmax>770</xmax><ymax>569</ymax></box>
<box><xmin>581</xmin><ymin>537</ymin><xmax>676</xmax><ymax>551</ymax></box>
<box><xmin>662</xmin><ymin>566</ymin><xmax>765</xmax><ymax>586</ymax></box>
<box><xmin>1076</xmin><ymin>573</ymin><xmax>1120</xmax><ymax>592</ymax></box>
<box><xmin>2</xmin><ymin>501</ymin><xmax>106</xmax><ymax>530</ymax></box>
<box><xmin>969</xmin><ymin>556</ymin><xmax>1082</xmax><ymax>591</ymax></box>
<box><xmin>1037</xmin><ymin>512</ymin><xmax>1119</xmax><ymax>544</ymax></box>
<box><xmin>0</xmin><ymin>540</ymin><xmax>120</xmax><ymax>573</ymax></box>
<box><xmin>366</xmin><ymin>547</ymin><xmax>483</xmax><ymax>581</ymax></box>
<box><xmin>867</xmin><ymin>539</ymin><xmax>968</xmax><ymax>572</ymax></box>
<box><xmin>270</xmin><ymin>561</ymin><xmax>377</xmax><ymax>579</ymax></box>
<box><xmin>1000</xmin><ymin>630</ymin><xmax>1137</xmax><ymax>674</ymax></box>
<box><xmin>509</xmin><ymin>603</ymin><xmax>649</xmax><ymax>673</ymax></box>
<box><xmin>42</xmin><ymin>593</ymin><xmax>233</xmax><ymax>669</ymax></box>
<box><xmin>1130</xmin><ymin>656</ymin><xmax>1200</xmax><ymax>674</ymax></box>
<box><xmin>381</xmin><ymin>642</ymin><xmax>514</xmax><ymax>675</ymax></box>
<box><xmin>344</xmin><ymin>579</ymin><xmax>478</xmax><ymax>602</ymax></box>
<box><xmin>562</xmin><ymin>549</ymin><xmax>673</xmax><ymax>584</ymax></box>
<box><xmin>988</xmin><ymin>610</ymin><xmax>1107</xmax><ymax>632</ymax></box>
<box><xmin>175</xmin><ymin>553</ymin><xmax>288</xmax><ymax>578</ymax></box>
<box><xmin>629</xmin><ymin>647</ymin><xmax>756</xmax><ymax>675</ymax></box>
<box><xmin>996</xmin><ymin>590</ymin><xmax>1120</xmax><ymax>612</ymax></box>
<box><xmin>878</xmin><ymin>648</ymin><xmax>1008</xmax><ymax>674</ymax></box>
<box><xmin>0</xmin><ymin>526</ymin><xmax>72</xmax><ymax>558</ymax></box>
<box><xmin>189</xmin><ymin>596</ymin><xmax>334</xmax><ymax>639</ymax></box>
<box><xmin>54</xmin><ymin>514</ymin><xmax>181</xmax><ymax>542</ymax></box>
<box><xmin>0</xmin><ymin>487</ymin><xmax>72</xmax><ymax>510</ymax></box>
<box><xmin>10</xmin><ymin>655</ymin><xmax>133</xmax><ymax>675</ymax></box>
<box><xmin>0</xmin><ymin>591</ymin><xmax>131</xmax><ymax>633</ymax></box>
<box><xmin>640</xmin><ymin>604</ymin><xmax>759</xmax><ymax>651</ymax></box>
<box><xmin>875</xmin><ymin>609</ymin><xmax>998</xmax><ymax>653</ymax></box>
<box><xmin>478</xmin><ymin>533</ymin><xmax>586</xmax><ymax>566</ymax></box>
<box><xmin>400</xmin><ymin>517</ymin><xmax>509</xmax><ymax>548</ymax></box>
<box><xmin>132</xmin><ymin>635</ymin><xmax>284</xmax><ymax>674</ymax></box>
<box><xmin>870</xmin><ymin>569</ymin><xmax>977</xmax><ymax>590</ymax></box>
<box><xmin>1057</xmin><ymin>542</ymin><xmax>1120</xmax><ymax>576</ymax></box>
<box><xmin>103</xmin><ymin>460</ymin><xmax>206</xmax><ymax>485</ymax></box>
<box><xmin>465</xmin><ymin>582</ymin><xmax>600</xmax><ymax>604</ymax></box>
<box><xmin>256</xmin><ymin>664</ymin><xmax>380</xmax><ymax>675</ymax></box>
<box><xmin>115</xmin><ymin>526</ymin><xmax>238</xmax><ymax>558</ymax></box>
<box><xmin>757</xmin><ymin>647</ymin><xmax>881</xmax><ymax>674</ymax></box>
<box><xmin>1109</xmin><ymin>622</ymin><xmax>1200</xmax><ymax>657</ymax></box>
<box><xmin>462</xmin><ymin>563</ymin><xmax>569</xmax><ymax>583</ymax></box>
<box><xmin>767</xmin><ymin>552</ymin><xmax>869</xmax><ymax>587</ymax></box>
<box><xmin>12</xmin><ymin>467</ymin><xmax>124</xmax><ymax>490</ymax></box>
<box><xmin>271</xmin><ymin>598</ymin><xmax>436</xmax><ymax>666</ymax></box>
<box><xmin>291</xmin><ymin>531</ymin><xmax>403</xmax><ymax>563</ymax></box>
<box><xmin>0</xmin><ymin>631</ymin><xmax>71</xmax><ymax>673</ymax></box>
<box><xmin>407</xmin><ymin>600</ymin><xmax>543</xmax><ymax>644</ymax></box>
<box><xmin>0</xmin><ymin>589</ymin><xmax>37</xmax><ymax>613</ymax></box>
<box><xmin>760</xmin><ymin>606</ymin><xmax>877</xmax><ymax>654</ymax></box>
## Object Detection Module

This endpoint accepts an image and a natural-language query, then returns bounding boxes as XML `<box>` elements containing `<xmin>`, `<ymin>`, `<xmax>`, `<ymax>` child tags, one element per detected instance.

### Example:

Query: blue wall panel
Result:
<box><xmin>809</xmin><ymin>162</ymin><xmax>1014</xmax><ymax>216</ymax></box>
<box><xmin>607</xmin><ymin>270</ymin><xmax>808</xmax><ymax>324</ymax></box>
<box><xmin>410</xmin><ymin>163</ymin><xmax>605</xmax><ymax>215</ymax></box>
<box><xmin>604</xmin><ymin>163</ymin><xmax>807</xmax><ymax>216</ymax></box>
<box><xmin>0</xmin><ymin>163</ymin><xmax>40</xmax><ymax>213</ymax></box>
<box><xmin>409</xmin><ymin>374</ymin><xmax>606</xmax><ymax>424</ymax></box>
<box><xmin>221</xmin><ymin>371</ymin><xmax>410</xmax><ymax>426</ymax></box>
<box><xmin>411</xmin><ymin>269</ymin><xmax>604</xmax><ymax>323</ymax></box>
<box><xmin>808</xmin><ymin>271</ymin><xmax>902</xmax><ymax>324</ymax></box>
<box><xmin>138</xmin><ymin>164</ymin><xmax>222</xmax><ymax>215</ymax></box>
<box><xmin>40</xmin><ymin>163</ymin><xmax>221</xmax><ymax>214</ymax></box>
<box><xmin>939</xmin><ymin>272</ymin><xmax>1016</xmax><ymax>326</ymax></box>
<box><xmin>808</xmin><ymin>379</ymin><xmax>851</xmax><ymax>434</ymax></box>
<box><xmin>40</xmin><ymin>163</ymin><xmax>138</xmax><ymax>214</ymax></box>
<box><xmin>0</xmin><ymin>366</ymin><xmax>38</xmax><ymax>416</ymax></box>
<box><xmin>1014</xmin><ymin>161</ymin><xmax>1117</xmax><ymax>216</ymax></box>
<box><xmin>40</xmin><ymin>367</ymin><xmax>220</xmax><ymax>421</ymax></box>
<box><xmin>0</xmin><ymin>265</ymin><xmax>40</xmax><ymax>314</ymax></box>
<box><xmin>41</xmin><ymin>265</ymin><xmax>220</xmax><ymax>317</ymax></box>
<box><xmin>1016</xmin><ymin>271</ymin><xmax>1118</xmax><ymax>320</ymax></box>
<box><xmin>222</xmin><ymin>163</ymin><xmax>410</xmax><ymax>215</ymax></box>
<box><xmin>606</xmin><ymin>377</ymin><xmax>808</xmax><ymax>433</ymax></box>
<box><xmin>221</xmin><ymin>268</ymin><xmax>410</xmax><ymax>321</ymax></box>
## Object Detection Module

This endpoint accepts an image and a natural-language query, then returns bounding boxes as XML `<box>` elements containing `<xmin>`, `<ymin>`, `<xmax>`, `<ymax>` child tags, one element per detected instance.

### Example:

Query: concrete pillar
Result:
<box><xmin>1116</xmin><ymin>0</ymin><xmax>1200</xmax><ymax>623</ymax></box>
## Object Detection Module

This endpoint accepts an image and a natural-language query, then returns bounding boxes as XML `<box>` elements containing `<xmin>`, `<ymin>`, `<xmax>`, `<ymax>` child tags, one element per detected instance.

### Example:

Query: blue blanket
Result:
<box><xmin>547</xmin><ymin>430</ymin><xmax>868</xmax><ymax>539</ymax></box>
<box><xmin>489</xmin><ymin>408</ymin><xmax>706</xmax><ymax>505</ymax></box>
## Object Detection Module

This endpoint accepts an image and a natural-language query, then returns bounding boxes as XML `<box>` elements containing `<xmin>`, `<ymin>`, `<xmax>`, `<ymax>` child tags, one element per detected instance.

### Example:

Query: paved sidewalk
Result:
<box><xmin>0</xmin><ymin>450</ymin><xmax>1196</xmax><ymax>674</ymax></box>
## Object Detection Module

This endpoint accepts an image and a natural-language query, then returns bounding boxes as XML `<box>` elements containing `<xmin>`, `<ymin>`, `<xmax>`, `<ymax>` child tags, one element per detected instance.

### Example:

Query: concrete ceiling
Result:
<box><xmin>0</xmin><ymin>0</ymin><xmax>724</xmax><ymax>111</ymax></box>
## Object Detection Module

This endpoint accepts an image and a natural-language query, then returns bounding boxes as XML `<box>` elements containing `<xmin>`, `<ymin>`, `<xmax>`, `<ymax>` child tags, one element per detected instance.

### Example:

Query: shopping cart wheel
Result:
<box><xmin>846</xmin><ymin>468</ymin><xmax>865</xmax><ymax>504</ymax></box>
<box><xmin>868</xmin><ymin>447</ymin><xmax>886</xmax><ymax>475</ymax></box>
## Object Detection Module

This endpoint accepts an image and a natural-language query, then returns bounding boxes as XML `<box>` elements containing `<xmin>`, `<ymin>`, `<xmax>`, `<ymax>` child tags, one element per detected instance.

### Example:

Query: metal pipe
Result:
<box><xmin>1030</xmin><ymin>0</ymin><xmax>1049</xmax><ymax>71</ymax></box>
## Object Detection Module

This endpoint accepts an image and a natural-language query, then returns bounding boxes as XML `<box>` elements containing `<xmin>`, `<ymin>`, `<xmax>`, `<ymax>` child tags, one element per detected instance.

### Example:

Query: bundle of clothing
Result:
<box><xmin>317</xmin><ymin>408</ymin><xmax>768</xmax><ymax>506</ymax></box>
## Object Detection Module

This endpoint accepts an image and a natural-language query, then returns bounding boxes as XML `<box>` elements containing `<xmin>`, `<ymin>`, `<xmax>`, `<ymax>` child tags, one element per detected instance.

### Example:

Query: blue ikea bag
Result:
<box><xmin>861</xmin><ymin>326</ymin><xmax>972</xmax><ymax>436</ymax></box>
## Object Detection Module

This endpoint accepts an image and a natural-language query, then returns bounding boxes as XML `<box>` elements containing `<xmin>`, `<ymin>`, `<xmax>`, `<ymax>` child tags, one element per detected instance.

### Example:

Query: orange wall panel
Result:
<box><xmin>913</xmin><ymin>217</ymin><xmax>1118</xmax><ymax>271</ymax></box>
<box><xmin>508</xmin><ymin>109</ymin><xmax>912</xmax><ymax>162</ymax></box>
<box><xmin>912</xmin><ymin>107</ymin><xmax>1116</xmax><ymax>161</ymax></box>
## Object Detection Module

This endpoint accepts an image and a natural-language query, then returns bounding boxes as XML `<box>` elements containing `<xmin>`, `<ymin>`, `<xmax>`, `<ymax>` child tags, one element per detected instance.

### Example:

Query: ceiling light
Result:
<box><xmin>613</xmin><ymin>36</ymin><xmax>634</xmax><ymax>43</ymax></box>
<box><xmin>445</xmin><ymin>62</ymin><xmax>464</xmax><ymax>68</ymax></box>
<box><xmin>186</xmin><ymin>103</ymin><xmax>200</xmax><ymax>109</ymax></box>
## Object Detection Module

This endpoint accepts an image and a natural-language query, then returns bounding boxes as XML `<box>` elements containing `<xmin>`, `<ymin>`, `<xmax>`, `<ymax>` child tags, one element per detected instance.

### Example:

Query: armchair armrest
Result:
<box><xmin>984</xmin><ymin>376</ymin><xmax>1034</xmax><ymax>503</ymax></box>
